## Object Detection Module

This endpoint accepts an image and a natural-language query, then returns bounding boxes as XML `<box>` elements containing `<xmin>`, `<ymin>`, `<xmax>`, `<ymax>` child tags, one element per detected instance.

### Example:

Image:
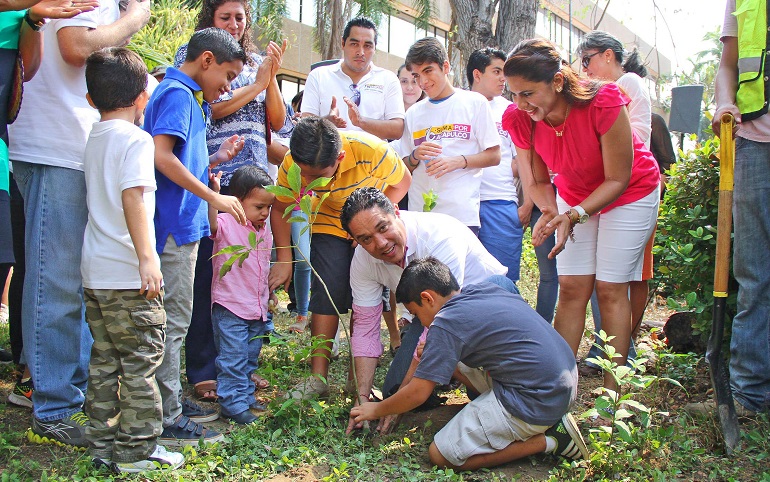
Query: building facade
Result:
<box><xmin>273</xmin><ymin>0</ymin><xmax>672</xmax><ymax>106</ymax></box>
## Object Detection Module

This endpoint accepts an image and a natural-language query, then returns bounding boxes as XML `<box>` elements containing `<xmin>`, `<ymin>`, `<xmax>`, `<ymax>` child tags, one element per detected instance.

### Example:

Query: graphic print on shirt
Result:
<box><xmin>413</xmin><ymin>123</ymin><xmax>472</xmax><ymax>145</ymax></box>
<box><xmin>496</xmin><ymin>121</ymin><xmax>510</xmax><ymax>139</ymax></box>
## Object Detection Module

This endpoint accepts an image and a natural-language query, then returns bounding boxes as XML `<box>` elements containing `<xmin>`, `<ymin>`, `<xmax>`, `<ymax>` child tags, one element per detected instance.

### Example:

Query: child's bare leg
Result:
<box><xmin>428</xmin><ymin>434</ymin><xmax>546</xmax><ymax>471</ymax></box>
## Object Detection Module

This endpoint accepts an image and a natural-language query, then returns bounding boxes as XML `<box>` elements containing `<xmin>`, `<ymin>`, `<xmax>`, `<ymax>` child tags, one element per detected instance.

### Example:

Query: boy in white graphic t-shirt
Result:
<box><xmin>395</xmin><ymin>37</ymin><xmax>500</xmax><ymax>233</ymax></box>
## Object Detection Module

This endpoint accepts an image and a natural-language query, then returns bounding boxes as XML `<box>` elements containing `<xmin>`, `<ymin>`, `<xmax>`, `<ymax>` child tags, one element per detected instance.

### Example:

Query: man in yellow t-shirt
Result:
<box><xmin>269</xmin><ymin>116</ymin><xmax>410</xmax><ymax>400</ymax></box>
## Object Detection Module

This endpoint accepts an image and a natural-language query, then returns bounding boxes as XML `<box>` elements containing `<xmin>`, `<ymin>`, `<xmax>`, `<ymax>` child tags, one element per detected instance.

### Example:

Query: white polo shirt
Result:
<box><xmin>480</xmin><ymin>95</ymin><xmax>519</xmax><ymax>202</ymax></box>
<box><xmin>350</xmin><ymin>210</ymin><xmax>507</xmax><ymax>307</ymax></box>
<box><xmin>396</xmin><ymin>89</ymin><xmax>501</xmax><ymax>227</ymax></box>
<box><xmin>300</xmin><ymin>59</ymin><xmax>404</xmax><ymax>131</ymax></box>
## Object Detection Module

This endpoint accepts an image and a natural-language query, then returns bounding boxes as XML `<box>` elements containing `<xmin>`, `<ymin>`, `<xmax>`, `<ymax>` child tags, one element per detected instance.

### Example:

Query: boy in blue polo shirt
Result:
<box><xmin>143</xmin><ymin>27</ymin><xmax>248</xmax><ymax>447</ymax></box>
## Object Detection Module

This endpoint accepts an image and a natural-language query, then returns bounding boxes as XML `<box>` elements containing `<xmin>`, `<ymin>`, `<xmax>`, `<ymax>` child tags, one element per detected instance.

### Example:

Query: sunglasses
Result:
<box><xmin>581</xmin><ymin>52</ymin><xmax>600</xmax><ymax>69</ymax></box>
<box><xmin>349</xmin><ymin>84</ymin><xmax>361</xmax><ymax>106</ymax></box>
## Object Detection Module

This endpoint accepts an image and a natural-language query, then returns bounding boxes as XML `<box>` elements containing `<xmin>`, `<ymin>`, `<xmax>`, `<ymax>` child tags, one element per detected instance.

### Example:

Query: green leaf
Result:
<box><xmin>305</xmin><ymin>176</ymin><xmax>332</xmax><ymax>191</ymax></box>
<box><xmin>237</xmin><ymin>252</ymin><xmax>250</xmax><ymax>267</ymax></box>
<box><xmin>287</xmin><ymin>162</ymin><xmax>302</xmax><ymax>193</ymax></box>
<box><xmin>248</xmin><ymin>231</ymin><xmax>258</xmax><ymax>249</ymax></box>
<box><xmin>218</xmin><ymin>255</ymin><xmax>238</xmax><ymax>278</ymax></box>
<box><xmin>265</xmin><ymin>185</ymin><xmax>295</xmax><ymax>200</ymax></box>
<box><xmin>287</xmin><ymin>216</ymin><xmax>307</xmax><ymax>224</ymax></box>
<box><xmin>283</xmin><ymin>203</ymin><xmax>295</xmax><ymax>219</ymax></box>
<box><xmin>299</xmin><ymin>195</ymin><xmax>312</xmax><ymax>217</ymax></box>
<box><xmin>686</xmin><ymin>291</ymin><xmax>697</xmax><ymax>306</ymax></box>
<box><xmin>214</xmin><ymin>245</ymin><xmax>247</xmax><ymax>256</ymax></box>
<box><xmin>614</xmin><ymin>420</ymin><xmax>633</xmax><ymax>443</ymax></box>
<box><xmin>621</xmin><ymin>399</ymin><xmax>649</xmax><ymax>412</ymax></box>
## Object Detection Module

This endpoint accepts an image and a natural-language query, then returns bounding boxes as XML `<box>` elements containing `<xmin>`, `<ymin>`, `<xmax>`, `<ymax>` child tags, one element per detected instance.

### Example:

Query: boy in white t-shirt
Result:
<box><xmin>82</xmin><ymin>47</ymin><xmax>183</xmax><ymax>474</ymax></box>
<box><xmin>396</xmin><ymin>37</ymin><xmax>501</xmax><ymax>232</ymax></box>
<box><xmin>467</xmin><ymin>47</ymin><xmax>523</xmax><ymax>283</ymax></box>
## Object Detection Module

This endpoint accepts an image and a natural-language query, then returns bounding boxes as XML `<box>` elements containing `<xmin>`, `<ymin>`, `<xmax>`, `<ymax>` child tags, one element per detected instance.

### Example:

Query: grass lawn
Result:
<box><xmin>0</xmin><ymin>237</ymin><xmax>768</xmax><ymax>481</ymax></box>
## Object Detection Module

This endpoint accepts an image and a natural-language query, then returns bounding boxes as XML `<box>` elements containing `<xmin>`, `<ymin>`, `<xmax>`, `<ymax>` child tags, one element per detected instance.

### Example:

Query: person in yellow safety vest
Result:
<box><xmin>709</xmin><ymin>0</ymin><xmax>770</xmax><ymax>418</ymax></box>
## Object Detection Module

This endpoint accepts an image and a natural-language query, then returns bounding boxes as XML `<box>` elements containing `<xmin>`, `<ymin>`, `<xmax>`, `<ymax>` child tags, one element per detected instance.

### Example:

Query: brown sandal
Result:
<box><xmin>193</xmin><ymin>380</ymin><xmax>218</xmax><ymax>401</ymax></box>
<box><xmin>251</xmin><ymin>373</ymin><xmax>270</xmax><ymax>390</ymax></box>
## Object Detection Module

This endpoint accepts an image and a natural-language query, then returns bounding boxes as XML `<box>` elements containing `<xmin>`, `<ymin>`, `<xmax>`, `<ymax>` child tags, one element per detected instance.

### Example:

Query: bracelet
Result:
<box><xmin>564</xmin><ymin>209</ymin><xmax>579</xmax><ymax>226</ymax></box>
<box><xmin>407</xmin><ymin>149</ymin><xmax>419</xmax><ymax>168</ymax></box>
<box><xmin>461</xmin><ymin>154</ymin><xmax>468</xmax><ymax>169</ymax></box>
<box><xmin>562</xmin><ymin>211</ymin><xmax>577</xmax><ymax>242</ymax></box>
<box><xmin>24</xmin><ymin>10</ymin><xmax>45</xmax><ymax>31</ymax></box>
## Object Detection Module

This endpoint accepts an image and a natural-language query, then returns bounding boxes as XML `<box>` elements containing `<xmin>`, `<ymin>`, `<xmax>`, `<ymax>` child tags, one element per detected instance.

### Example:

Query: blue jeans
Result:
<box><xmin>290</xmin><ymin>210</ymin><xmax>311</xmax><ymax>317</ymax></box>
<box><xmin>730</xmin><ymin>137</ymin><xmax>770</xmax><ymax>413</ymax></box>
<box><xmin>382</xmin><ymin>275</ymin><xmax>518</xmax><ymax>397</ymax></box>
<box><xmin>586</xmin><ymin>290</ymin><xmax>637</xmax><ymax>367</ymax></box>
<box><xmin>479</xmin><ymin>200</ymin><xmax>523</xmax><ymax>282</ymax></box>
<box><xmin>13</xmin><ymin>161</ymin><xmax>91</xmax><ymax>421</ymax></box>
<box><xmin>211</xmin><ymin>303</ymin><xmax>267</xmax><ymax>416</ymax></box>
<box><xmin>530</xmin><ymin>207</ymin><xmax>559</xmax><ymax>323</ymax></box>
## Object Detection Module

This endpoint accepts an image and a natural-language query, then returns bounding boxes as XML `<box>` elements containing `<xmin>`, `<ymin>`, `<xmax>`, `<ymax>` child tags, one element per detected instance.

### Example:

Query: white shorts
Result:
<box><xmin>555</xmin><ymin>187</ymin><xmax>659</xmax><ymax>283</ymax></box>
<box><xmin>433</xmin><ymin>363</ymin><xmax>548</xmax><ymax>467</ymax></box>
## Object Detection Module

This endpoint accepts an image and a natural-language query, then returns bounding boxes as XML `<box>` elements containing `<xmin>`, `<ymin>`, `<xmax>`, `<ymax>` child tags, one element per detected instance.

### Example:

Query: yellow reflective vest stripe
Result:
<box><xmin>736</xmin><ymin>0</ymin><xmax>770</xmax><ymax>120</ymax></box>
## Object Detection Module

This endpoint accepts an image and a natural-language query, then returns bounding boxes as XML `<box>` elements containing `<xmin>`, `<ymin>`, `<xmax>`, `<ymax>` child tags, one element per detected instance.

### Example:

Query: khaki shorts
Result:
<box><xmin>433</xmin><ymin>363</ymin><xmax>548</xmax><ymax>467</ymax></box>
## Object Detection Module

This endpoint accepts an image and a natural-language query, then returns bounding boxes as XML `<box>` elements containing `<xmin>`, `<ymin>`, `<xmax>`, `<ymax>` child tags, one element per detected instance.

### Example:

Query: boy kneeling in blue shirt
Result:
<box><xmin>350</xmin><ymin>256</ymin><xmax>588</xmax><ymax>470</ymax></box>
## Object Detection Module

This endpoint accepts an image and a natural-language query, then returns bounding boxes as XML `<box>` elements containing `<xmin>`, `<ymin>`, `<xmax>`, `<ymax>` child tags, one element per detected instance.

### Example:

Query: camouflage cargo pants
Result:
<box><xmin>84</xmin><ymin>288</ymin><xmax>166</xmax><ymax>463</ymax></box>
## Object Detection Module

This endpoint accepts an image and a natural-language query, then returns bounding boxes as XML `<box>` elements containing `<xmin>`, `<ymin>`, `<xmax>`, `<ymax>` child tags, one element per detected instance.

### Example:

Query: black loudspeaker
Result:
<box><xmin>669</xmin><ymin>85</ymin><xmax>704</xmax><ymax>135</ymax></box>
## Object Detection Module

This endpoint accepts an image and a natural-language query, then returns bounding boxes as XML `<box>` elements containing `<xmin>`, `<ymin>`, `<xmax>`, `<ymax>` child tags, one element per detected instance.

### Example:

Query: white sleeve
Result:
<box><xmin>350</xmin><ymin>250</ymin><xmax>386</xmax><ymax>307</ymax></box>
<box><xmin>474</xmin><ymin>98</ymin><xmax>503</xmax><ymax>151</ymax></box>
<box><xmin>300</xmin><ymin>70</ymin><xmax>322</xmax><ymax>116</ymax></box>
<box><xmin>119</xmin><ymin>132</ymin><xmax>156</xmax><ymax>192</ymax></box>
<box><xmin>616</xmin><ymin>74</ymin><xmax>651</xmax><ymax>145</ymax></box>
<box><xmin>394</xmin><ymin>111</ymin><xmax>415</xmax><ymax>158</ymax></box>
<box><xmin>722</xmin><ymin>0</ymin><xmax>737</xmax><ymax>38</ymax></box>
<box><xmin>382</xmin><ymin>72</ymin><xmax>406</xmax><ymax>120</ymax></box>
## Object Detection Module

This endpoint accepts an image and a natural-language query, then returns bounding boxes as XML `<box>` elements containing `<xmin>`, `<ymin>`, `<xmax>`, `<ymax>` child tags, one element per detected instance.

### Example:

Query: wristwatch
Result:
<box><xmin>572</xmin><ymin>205</ymin><xmax>589</xmax><ymax>224</ymax></box>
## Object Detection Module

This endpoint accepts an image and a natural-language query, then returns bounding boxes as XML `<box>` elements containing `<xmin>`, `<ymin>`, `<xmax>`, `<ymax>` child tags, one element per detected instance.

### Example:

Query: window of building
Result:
<box><xmin>285</xmin><ymin>0</ymin><xmax>314</xmax><ymax>26</ymax></box>
<box><xmin>277</xmin><ymin>74</ymin><xmax>305</xmax><ymax>106</ymax></box>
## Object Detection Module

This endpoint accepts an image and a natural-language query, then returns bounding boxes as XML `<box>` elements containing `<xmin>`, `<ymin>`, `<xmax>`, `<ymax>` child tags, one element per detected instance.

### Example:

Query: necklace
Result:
<box><xmin>544</xmin><ymin>105</ymin><xmax>571</xmax><ymax>137</ymax></box>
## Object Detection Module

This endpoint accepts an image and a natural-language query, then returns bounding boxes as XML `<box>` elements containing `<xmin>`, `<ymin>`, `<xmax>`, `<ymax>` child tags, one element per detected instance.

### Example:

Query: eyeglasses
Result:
<box><xmin>581</xmin><ymin>52</ymin><xmax>600</xmax><ymax>69</ymax></box>
<box><xmin>349</xmin><ymin>84</ymin><xmax>361</xmax><ymax>106</ymax></box>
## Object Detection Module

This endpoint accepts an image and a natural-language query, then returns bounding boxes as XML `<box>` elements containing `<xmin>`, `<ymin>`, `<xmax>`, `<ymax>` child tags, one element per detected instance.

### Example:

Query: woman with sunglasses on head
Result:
<box><xmin>574</xmin><ymin>30</ymin><xmax>653</xmax><ymax>377</ymax></box>
<box><xmin>501</xmin><ymin>39</ymin><xmax>660</xmax><ymax>400</ymax></box>
<box><xmin>173</xmin><ymin>0</ymin><xmax>293</xmax><ymax>403</ymax></box>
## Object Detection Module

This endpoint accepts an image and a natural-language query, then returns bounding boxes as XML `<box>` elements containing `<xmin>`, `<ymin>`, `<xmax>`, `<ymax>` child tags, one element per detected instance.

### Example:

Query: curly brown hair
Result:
<box><xmin>195</xmin><ymin>0</ymin><xmax>256</xmax><ymax>60</ymax></box>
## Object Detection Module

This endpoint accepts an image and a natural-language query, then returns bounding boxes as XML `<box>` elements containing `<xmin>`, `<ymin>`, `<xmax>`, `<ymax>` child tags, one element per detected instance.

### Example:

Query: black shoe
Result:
<box><xmin>414</xmin><ymin>392</ymin><xmax>447</xmax><ymax>412</ymax></box>
<box><xmin>181</xmin><ymin>398</ymin><xmax>219</xmax><ymax>423</ymax></box>
<box><xmin>91</xmin><ymin>456</ymin><xmax>112</xmax><ymax>470</ymax></box>
<box><xmin>8</xmin><ymin>376</ymin><xmax>33</xmax><ymax>408</ymax></box>
<box><xmin>223</xmin><ymin>409</ymin><xmax>258</xmax><ymax>425</ymax></box>
<box><xmin>159</xmin><ymin>415</ymin><xmax>224</xmax><ymax>447</ymax></box>
<box><xmin>0</xmin><ymin>348</ymin><xmax>13</xmax><ymax>364</ymax></box>
<box><xmin>545</xmin><ymin>413</ymin><xmax>589</xmax><ymax>460</ymax></box>
<box><xmin>28</xmin><ymin>411</ymin><xmax>89</xmax><ymax>448</ymax></box>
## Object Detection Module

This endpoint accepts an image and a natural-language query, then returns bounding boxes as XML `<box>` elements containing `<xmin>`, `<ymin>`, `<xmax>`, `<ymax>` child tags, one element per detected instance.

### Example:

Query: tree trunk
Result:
<box><xmin>316</xmin><ymin>0</ymin><xmax>345</xmax><ymax>60</ymax></box>
<box><xmin>447</xmin><ymin>0</ymin><xmax>539</xmax><ymax>88</ymax></box>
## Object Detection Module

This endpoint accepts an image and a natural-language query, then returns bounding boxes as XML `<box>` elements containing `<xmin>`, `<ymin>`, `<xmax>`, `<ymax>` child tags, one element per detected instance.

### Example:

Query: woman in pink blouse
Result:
<box><xmin>501</xmin><ymin>39</ymin><xmax>660</xmax><ymax>395</ymax></box>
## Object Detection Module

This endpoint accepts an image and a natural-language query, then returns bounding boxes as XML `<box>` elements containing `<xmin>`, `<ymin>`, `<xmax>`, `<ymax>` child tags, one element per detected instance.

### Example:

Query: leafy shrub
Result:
<box><xmin>127</xmin><ymin>0</ymin><xmax>199</xmax><ymax>70</ymax></box>
<box><xmin>654</xmin><ymin>135</ymin><xmax>737</xmax><ymax>342</ymax></box>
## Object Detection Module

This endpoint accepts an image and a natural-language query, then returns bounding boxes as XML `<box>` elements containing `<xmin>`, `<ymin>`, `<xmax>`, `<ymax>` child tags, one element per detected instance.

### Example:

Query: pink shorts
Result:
<box><xmin>350</xmin><ymin>303</ymin><xmax>384</xmax><ymax>358</ymax></box>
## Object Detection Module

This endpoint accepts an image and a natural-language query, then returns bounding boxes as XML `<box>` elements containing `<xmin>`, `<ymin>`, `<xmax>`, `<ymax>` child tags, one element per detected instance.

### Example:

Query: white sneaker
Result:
<box><xmin>112</xmin><ymin>445</ymin><xmax>185</xmax><ymax>473</ymax></box>
<box><xmin>284</xmin><ymin>375</ymin><xmax>329</xmax><ymax>400</ymax></box>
